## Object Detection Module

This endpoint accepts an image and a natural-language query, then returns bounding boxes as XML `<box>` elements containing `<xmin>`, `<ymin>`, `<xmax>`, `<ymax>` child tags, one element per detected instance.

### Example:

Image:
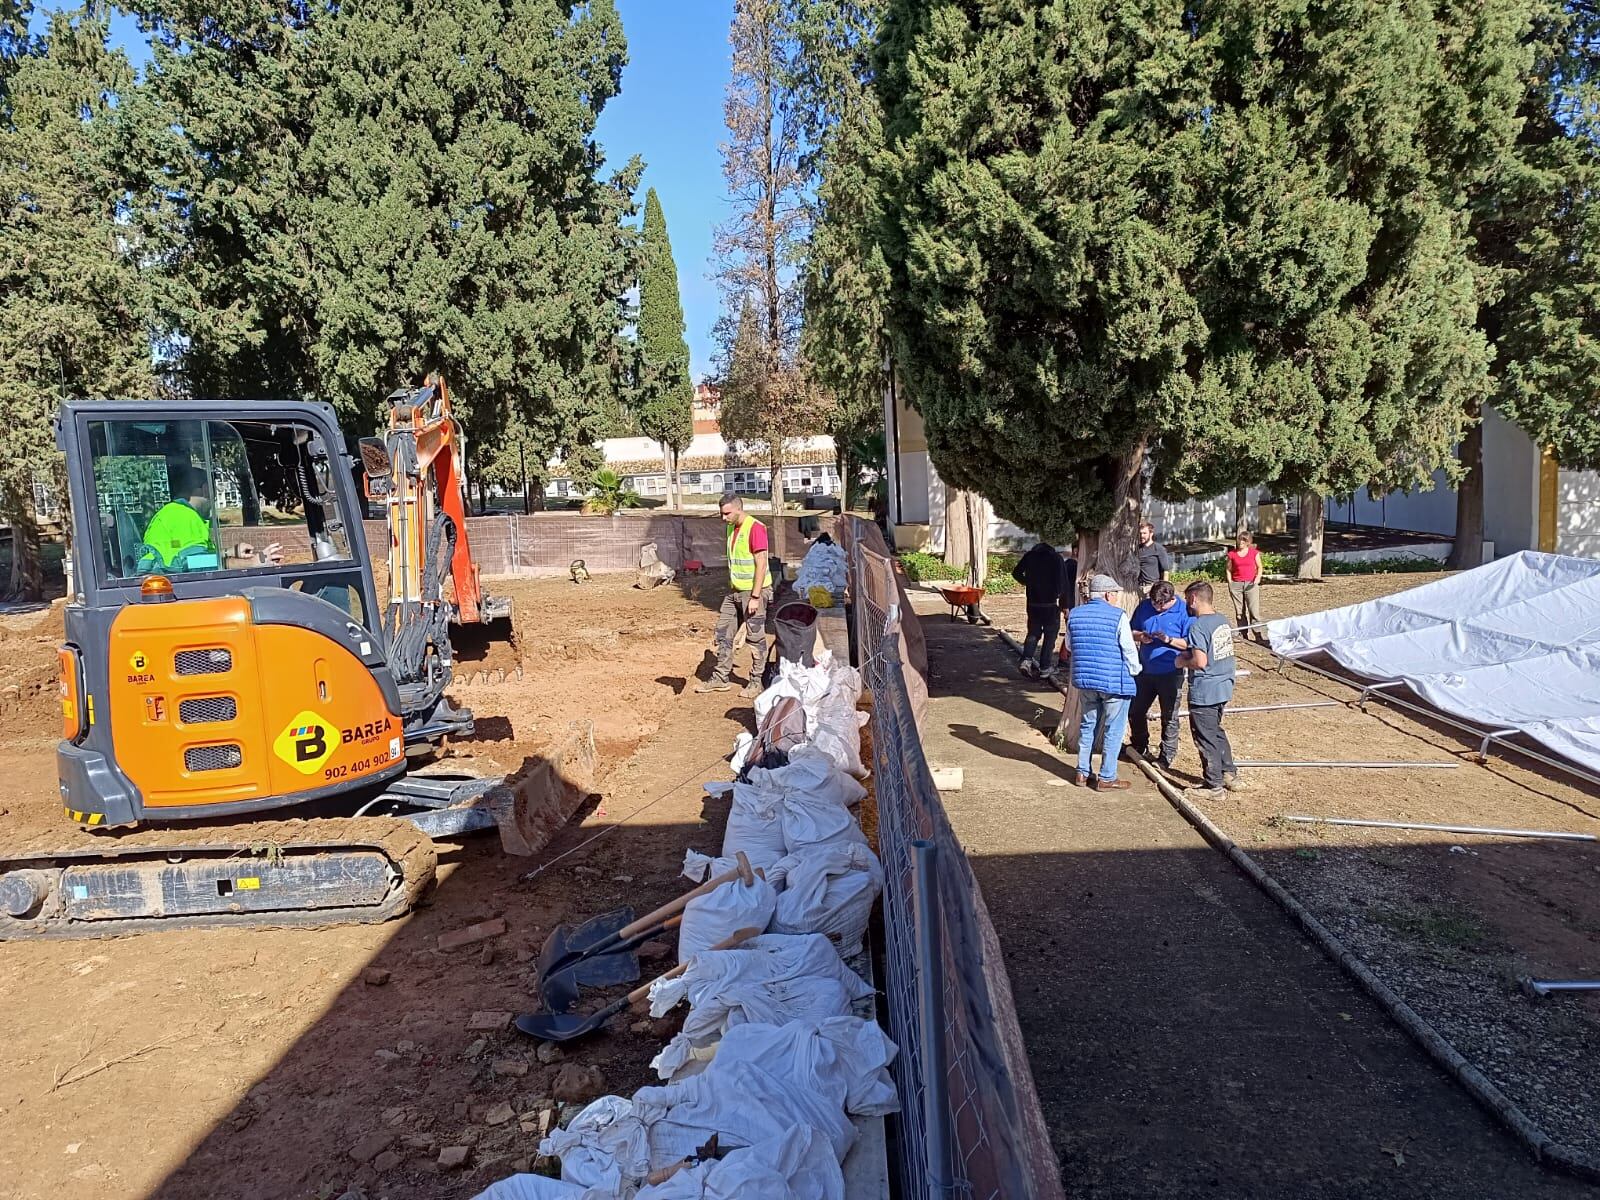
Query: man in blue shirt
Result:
<box><xmin>1129</xmin><ymin>580</ymin><xmax>1191</xmax><ymax>768</ymax></box>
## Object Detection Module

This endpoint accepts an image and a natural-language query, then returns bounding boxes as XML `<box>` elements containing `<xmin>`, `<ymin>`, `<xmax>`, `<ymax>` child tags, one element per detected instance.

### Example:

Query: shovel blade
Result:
<box><xmin>540</xmin><ymin>947</ymin><xmax>643</xmax><ymax>1013</ymax></box>
<box><xmin>515</xmin><ymin>1009</ymin><xmax>606</xmax><ymax>1043</ymax></box>
<box><xmin>535</xmin><ymin>906</ymin><xmax>634</xmax><ymax>980</ymax></box>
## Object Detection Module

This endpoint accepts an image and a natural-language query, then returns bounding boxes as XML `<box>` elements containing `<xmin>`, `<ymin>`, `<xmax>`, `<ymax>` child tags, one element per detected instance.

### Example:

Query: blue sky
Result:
<box><xmin>37</xmin><ymin>0</ymin><xmax>735</xmax><ymax>381</ymax></box>
<box><xmin>599</xmin><ymin>0</ymin><xmax>734</xmax><ymax>381</ymax></box>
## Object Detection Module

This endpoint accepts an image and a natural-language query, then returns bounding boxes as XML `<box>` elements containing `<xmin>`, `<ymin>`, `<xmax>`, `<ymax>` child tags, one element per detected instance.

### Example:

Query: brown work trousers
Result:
<box><xmin>711</xmin><ymin>587</ymin><xmax>772</xmax><ymax>685</ymax></box>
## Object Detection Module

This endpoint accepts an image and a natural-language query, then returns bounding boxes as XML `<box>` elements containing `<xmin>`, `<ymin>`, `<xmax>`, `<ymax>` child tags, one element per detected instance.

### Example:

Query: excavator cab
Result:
<box><xmin>54</xmin><ymin>399</ymin><xmax>407</xmax><ymax>829</ymax></box>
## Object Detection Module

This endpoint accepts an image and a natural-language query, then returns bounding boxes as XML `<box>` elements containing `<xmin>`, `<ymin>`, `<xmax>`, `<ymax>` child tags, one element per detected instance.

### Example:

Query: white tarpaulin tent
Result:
<box><xmin>1266</xmin><ymin>551</ymin><xmax>1600</xmax><ymax>778</ymax></box>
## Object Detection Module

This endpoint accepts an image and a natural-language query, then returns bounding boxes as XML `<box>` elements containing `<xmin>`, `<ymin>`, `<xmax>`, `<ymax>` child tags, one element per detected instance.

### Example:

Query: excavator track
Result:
<box><xmin>0</xmin><ymin>816</ymin><xmax>437</xmax><ymax>941</ymax></box>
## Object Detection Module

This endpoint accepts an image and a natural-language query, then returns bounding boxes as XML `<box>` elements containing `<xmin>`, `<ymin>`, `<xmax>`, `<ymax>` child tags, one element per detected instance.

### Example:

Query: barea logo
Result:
<box><xmin>273</xmin><ymin>709</ymin><xmax>335</xmax><ymax>774</ymax></box>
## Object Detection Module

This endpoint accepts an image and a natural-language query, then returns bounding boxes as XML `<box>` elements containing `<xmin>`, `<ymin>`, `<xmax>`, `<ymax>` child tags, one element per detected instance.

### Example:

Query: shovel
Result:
<box><xmin>540</xmin><ymin>914</ymin><xmax>685</xmax><ymax>1014</ymax></box>
<box><xmin>516</xmin><ymin>926</ymin><xmax>761</xmax><ymax>1044</ymax></box>
<box><xmin>535</xmin><ymin>852</ymin><xmax>756</xmax><ymax>996</ymax></box>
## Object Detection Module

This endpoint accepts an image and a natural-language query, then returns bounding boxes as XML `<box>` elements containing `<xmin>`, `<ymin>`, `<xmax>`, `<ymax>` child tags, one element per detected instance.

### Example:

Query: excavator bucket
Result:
<box><xmin>364</xmin><ymin>721</ymin><xmax>596</xmax><ymax>857</ymax></box>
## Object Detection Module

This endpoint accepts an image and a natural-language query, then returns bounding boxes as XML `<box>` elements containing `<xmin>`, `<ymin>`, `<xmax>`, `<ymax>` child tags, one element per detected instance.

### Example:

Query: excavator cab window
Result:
<box><xmin>87</xmin><ymin>417</ymin><xmax>355</xmax><ymax>582</ymax></box>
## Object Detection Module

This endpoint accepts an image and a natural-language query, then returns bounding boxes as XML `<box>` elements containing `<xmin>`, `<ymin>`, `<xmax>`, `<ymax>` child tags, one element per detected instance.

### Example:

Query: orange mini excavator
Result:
<box><xmin>0</xmin><ymin>377</ymin><xmax>589</xmax><ymax>940</ymax></box>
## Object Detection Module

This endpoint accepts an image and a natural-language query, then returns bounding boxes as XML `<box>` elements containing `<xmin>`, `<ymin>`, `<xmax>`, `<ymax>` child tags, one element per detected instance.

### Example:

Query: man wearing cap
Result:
<box><xmin>1064</xmin><ymin>573</ymin><xmax>1142</xmax><ymax>790</ymax></box>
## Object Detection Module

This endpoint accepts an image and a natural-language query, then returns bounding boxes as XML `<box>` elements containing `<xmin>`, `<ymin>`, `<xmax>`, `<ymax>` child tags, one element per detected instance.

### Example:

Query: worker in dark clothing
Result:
<box><xmin>1138</xmin><ymin>521</ymin><xmax>1173</xmax><ymax>589</ymax></box>
<box><xmin>1012</xmin><ymin>541</ymin><xmax>1070</xmax><ymax>678</ymax></box>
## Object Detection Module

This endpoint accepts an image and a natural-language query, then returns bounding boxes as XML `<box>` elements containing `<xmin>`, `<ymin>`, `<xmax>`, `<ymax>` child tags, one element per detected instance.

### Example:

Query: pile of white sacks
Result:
<box><xmin>475</xmin><ymin>652</ymin><xmax>896</xmax><ymax>1200</ymax></box>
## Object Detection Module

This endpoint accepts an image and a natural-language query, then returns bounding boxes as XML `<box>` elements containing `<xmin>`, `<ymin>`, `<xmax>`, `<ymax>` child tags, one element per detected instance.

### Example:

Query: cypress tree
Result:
<box><xmin>0</xmin><ymin>5</ymin><xmax>153</xmax><ymax>597</ymax></box>
<box><xmin>793</xmin><ymin>0</ymin><xmax>888</xmax><ymax>511</ymax></box>
<box><xmin>1451</xmin><ymin>1</ymin><xmax>1600</xmax><ymax>566</ymax></box>
<box><xmin>636</xmin><ymin>187</ymin><xmax>695</xmax><ymax>507</ymax></box>
<box><xmin>872</xmin><ymin>1</ymin><xmax>1530</xmax><ymax>582</ymax></box>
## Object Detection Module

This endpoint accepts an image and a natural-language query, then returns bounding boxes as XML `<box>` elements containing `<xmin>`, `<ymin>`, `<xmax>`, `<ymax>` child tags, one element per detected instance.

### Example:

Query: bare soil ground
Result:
<box><xmin>983</xmin><ymin>572</ymin><xmax>1600</xmax><ymax>1168</ymax></box>
<box><xmin>0</xmin><ymin>573</ymin><xmax>757</xmax><ymax>1200</ymax></box>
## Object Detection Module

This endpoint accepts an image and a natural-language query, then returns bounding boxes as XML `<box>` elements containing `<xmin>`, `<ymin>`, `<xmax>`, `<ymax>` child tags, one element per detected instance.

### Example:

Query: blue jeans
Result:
<box><xmin>1076</xmin><ymin>689</ymin><xmax>1131</xmax><ymax>782</ymax></box>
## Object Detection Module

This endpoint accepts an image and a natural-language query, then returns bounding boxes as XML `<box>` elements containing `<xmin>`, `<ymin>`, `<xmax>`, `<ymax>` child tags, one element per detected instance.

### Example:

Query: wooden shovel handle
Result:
<box><xmin>615</xmin><ymin>851</ymin><xmax>755</xmax><ymax>940</ymax></box>
<box><xmin>625</xmin><ymin>925</ymin><xmax>760</xmax><ymax>1005</ymax></box>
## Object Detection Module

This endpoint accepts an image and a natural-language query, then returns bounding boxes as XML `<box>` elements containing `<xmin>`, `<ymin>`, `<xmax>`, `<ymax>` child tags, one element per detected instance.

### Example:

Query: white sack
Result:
<box><xmin>677</xmin><ymin>873</ymin><xmax>777</xmax><ymax>964</ymax></box>
<box><xmin>746</xmin><ymin>748</ymin><xmax>868</xmax><ymax>854</ymax></box>
<box><xmin>472</xmin><ymin>1176</ymin><xmax>609</xmax><ymax>1200</ymax></box>
<box><xmin>729</xmin><ymin>731</ymin><xmax>755</xmax><ymax>776</ymax></box>
<box><xmin>650</xmin><ymin>1016</ymin><xmax>899</xmax><ymax>1118</ymax></box>
<box><xmin>794</xmin><ymin>541</ymin><xmax>848</xmax><ymax>600</ymax></box>
<box><xmin>747</xmin><ymin>746</ymin><xmax>867</xmax><ymax>808</ymax></box>
<box><xmin>648</xmin><ymin>932</ymin><xmax>872</xmax><ymax>1043</ymax></box>
<box><xmin>632</xmin><ymin>1057</ymin><xmax>857</xmax><ymax>1166</ymax></box>
<box><xmin>719</xmin><ymin>780</ymin><xmax>786</xmax><ymax>869</ymax></box>
<box><xmin>1267</xmin><ymin>551</ymin><xmax>1600</xmax><ymax>776</ymax></box>
<box><xmin>539</xmin><ymin>1095</ymin><xmax>650</xmax><ymax>1193</ymax></box>
<box><xmin>634</xmin><ymin>1125</ymin><xmax>843</xmax><ymax>1200</ymax></box>
<box><xmin>808</xmin><ymin>689</ymin><xmax>869</xmax><ymax>779</ymax></box>
<box><xmin>768</xmin><ymin>843</ymin><xmax>883</xmax><ymax>956</ymax></box>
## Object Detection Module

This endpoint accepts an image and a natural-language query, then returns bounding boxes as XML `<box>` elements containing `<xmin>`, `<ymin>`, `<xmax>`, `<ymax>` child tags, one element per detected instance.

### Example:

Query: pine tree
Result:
<box><xmin>0</xmin><ymin>5</ymin><xmax>153</xmax><ymax>598</ymax></box>
<box><xmin>135</xmin><ymin>0</ymin><xmax>641</xmax><ymax>476</ymax></box>
<box><xmin>872</xmin><ymin>1</ymin><xmax>1531</xmax><ymax>584</ymax></box>
<box><xmin>636</xmin><ymin>187</ymin><xmax>695</xmax><ymax>508</ymax></box>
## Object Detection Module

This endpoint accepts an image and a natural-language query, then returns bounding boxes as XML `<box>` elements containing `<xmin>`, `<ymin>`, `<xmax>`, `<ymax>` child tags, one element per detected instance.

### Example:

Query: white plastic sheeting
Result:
<box><xmin>1266</xmin><ymin>551</ymin><xmax>1600</xmax><ymax>776</ymax></box>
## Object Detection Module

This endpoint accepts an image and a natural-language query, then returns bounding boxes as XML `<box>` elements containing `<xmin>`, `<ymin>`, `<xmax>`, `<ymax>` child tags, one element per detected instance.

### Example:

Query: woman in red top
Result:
<box><xmin>1225</xmin><ymin>531</ymin><xmax>1265</xmax><ymax>642</ymax></box>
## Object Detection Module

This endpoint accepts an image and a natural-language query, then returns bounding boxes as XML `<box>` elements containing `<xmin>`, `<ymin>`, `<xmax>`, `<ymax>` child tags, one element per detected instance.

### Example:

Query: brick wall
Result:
<box><xmin>265</xmin><ymin>512</ymin><xmax>812</xmax><ymax>580</ymax></box>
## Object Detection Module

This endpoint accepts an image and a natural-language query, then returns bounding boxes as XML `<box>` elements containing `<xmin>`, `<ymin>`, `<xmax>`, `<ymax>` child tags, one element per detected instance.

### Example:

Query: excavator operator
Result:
<box><xmin>141</xmin><ymin>463</ymin><xmax>283</xmax><ymax>572</ymax></box>
<box><xmin>141</xmin><ymin>465</ymin><xmax>215</xmax><ymax>568</ymax></box>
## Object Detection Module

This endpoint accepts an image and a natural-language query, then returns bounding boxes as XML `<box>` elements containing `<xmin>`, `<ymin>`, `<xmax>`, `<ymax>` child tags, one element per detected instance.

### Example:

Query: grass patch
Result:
<box><xmin>1365</xmin><ymin>902</ymin><xmax>1491</xmax><ymax>952</ymax></box>
<box><xmin>898</xmin><ymin>550</ymin><xmax>1021</xmax><ymax>596</ymax></box>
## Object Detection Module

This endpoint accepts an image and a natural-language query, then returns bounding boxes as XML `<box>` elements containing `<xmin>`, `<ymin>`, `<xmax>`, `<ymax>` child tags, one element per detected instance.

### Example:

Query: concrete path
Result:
<box><xmin>919</xmin><ymin>613</ymin><xmax>1586</xmax><ymax>1199</ymax></box>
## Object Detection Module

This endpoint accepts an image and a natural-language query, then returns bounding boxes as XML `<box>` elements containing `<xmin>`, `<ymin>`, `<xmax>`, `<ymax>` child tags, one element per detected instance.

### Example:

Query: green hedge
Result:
<box><xmin>1174</xmin><ymin>552</ymin><xmax>1445</xmax><ymax>584</ymax></box>
<box><xmin>898</xmin><ymin>550</ymin><xmax>1021</xmax><ymax>595</ymax></box>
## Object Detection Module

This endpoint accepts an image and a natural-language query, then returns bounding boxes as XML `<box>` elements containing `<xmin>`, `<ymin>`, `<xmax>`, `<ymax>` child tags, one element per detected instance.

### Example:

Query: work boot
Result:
<box><xmin>1019</xmin><ymin>659</ymin><xmax>1038</xmax><ymax>679</ymax></box>
<box><xmin>1091</xmin><ymin>777</ymin><xmax>1132</xmax><ymax>792</ymax></box>
<box><xmin>694</xmin><ymin>679</ymin><xmax>732</xmax><ymax>694</ymax></box>
<box><xmin>1186</xmin><ymin>785</ymin><xmax>1227</xmax><ymax>801</ymax></box>
<box><xmin>1073</xmin><ymin>771</ymin><xmax>1090</xmax><ymax>787</ymax></box>
<box><xmin>1224</xmin><ymin>773</ymin><xmax>1251</xmax><ymax>792</ymax></box>
<box><xmin>739</xmin><ymin>679</ymin><xmax>763</xmax><ymax>699</ymax></box>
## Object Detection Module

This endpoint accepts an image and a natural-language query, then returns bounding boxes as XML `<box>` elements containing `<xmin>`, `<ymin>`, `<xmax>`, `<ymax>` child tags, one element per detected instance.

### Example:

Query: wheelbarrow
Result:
<box><xmin>934</xmin><ymin>582</ymin><xmax>990</xmax><ymax>625</ymax></box>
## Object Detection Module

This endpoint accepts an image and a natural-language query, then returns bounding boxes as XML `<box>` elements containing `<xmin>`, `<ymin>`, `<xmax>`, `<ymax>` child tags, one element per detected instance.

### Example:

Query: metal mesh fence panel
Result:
<box><xmin>848</xmin><ymin>519</ymin><xmax>1064</xmax><ymax>1200</ymax></box>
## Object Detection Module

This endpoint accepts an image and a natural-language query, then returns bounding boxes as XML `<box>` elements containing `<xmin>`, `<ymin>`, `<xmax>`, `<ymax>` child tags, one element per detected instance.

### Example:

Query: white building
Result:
<box><xmin>1326</xmin><ymin>407</ymin><xmax>1600</xmax><ymax>559</ymax></box>
<box><xmin>546</xmin><ymin>431</ymin><xmax>841</xmax><ymax>503</ymax></box>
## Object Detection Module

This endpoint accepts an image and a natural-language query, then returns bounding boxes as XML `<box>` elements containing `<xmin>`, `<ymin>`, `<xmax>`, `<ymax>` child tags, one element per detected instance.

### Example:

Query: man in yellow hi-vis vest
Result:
<box><xmin>696</xmin><ymin>492</ymin><xmax>772</xmax><ymax>697</ymax></box>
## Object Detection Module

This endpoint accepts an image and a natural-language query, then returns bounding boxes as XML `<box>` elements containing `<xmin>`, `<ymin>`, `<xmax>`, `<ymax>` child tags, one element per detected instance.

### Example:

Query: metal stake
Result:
<box><xmin>911</xmin><ymin>839</ymin><xmax>952</xmax><ymax>1193</ymax></box>
<box><xmin>1235</xmin><ymin>760</ymin><xmax>1461</xmax><ymax>770</ymax></box>
<box><xmin>1154</xmin><ymin>700</ymin><xmax>1344</xmax><ymax>720</ymax></box>
<box><xmin>1282</xmin><ymin>815</ymin><xmax>1595</xmax><ymax>842</ymax></box>
<box><xmin>1523</xmin><ymin>979</ymin><xmax>1600</xmax><ymax>999</ymax></box>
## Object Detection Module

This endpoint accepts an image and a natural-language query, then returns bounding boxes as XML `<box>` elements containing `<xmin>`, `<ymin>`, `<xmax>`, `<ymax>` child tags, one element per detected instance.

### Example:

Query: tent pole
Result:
<box><xmin>1282</xmin><ymin>815</ymin><xmax>1594</xmax><ymax>842</ymax></box>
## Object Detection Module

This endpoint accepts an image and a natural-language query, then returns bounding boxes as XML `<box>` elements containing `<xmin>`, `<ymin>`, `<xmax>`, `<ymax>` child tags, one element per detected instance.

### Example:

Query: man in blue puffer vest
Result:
<box><xmin>1064</xmin><ymin>573</ymin><xmax>1142</xmax><ymax>790</ymax></box>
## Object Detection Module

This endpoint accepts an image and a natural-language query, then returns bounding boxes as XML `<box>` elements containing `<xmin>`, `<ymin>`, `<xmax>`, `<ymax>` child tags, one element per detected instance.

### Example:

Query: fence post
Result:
<box><xmin>912</xmin><ymin>838</ymin><xmax>951</xmax><ymax>1195</ymax></box>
